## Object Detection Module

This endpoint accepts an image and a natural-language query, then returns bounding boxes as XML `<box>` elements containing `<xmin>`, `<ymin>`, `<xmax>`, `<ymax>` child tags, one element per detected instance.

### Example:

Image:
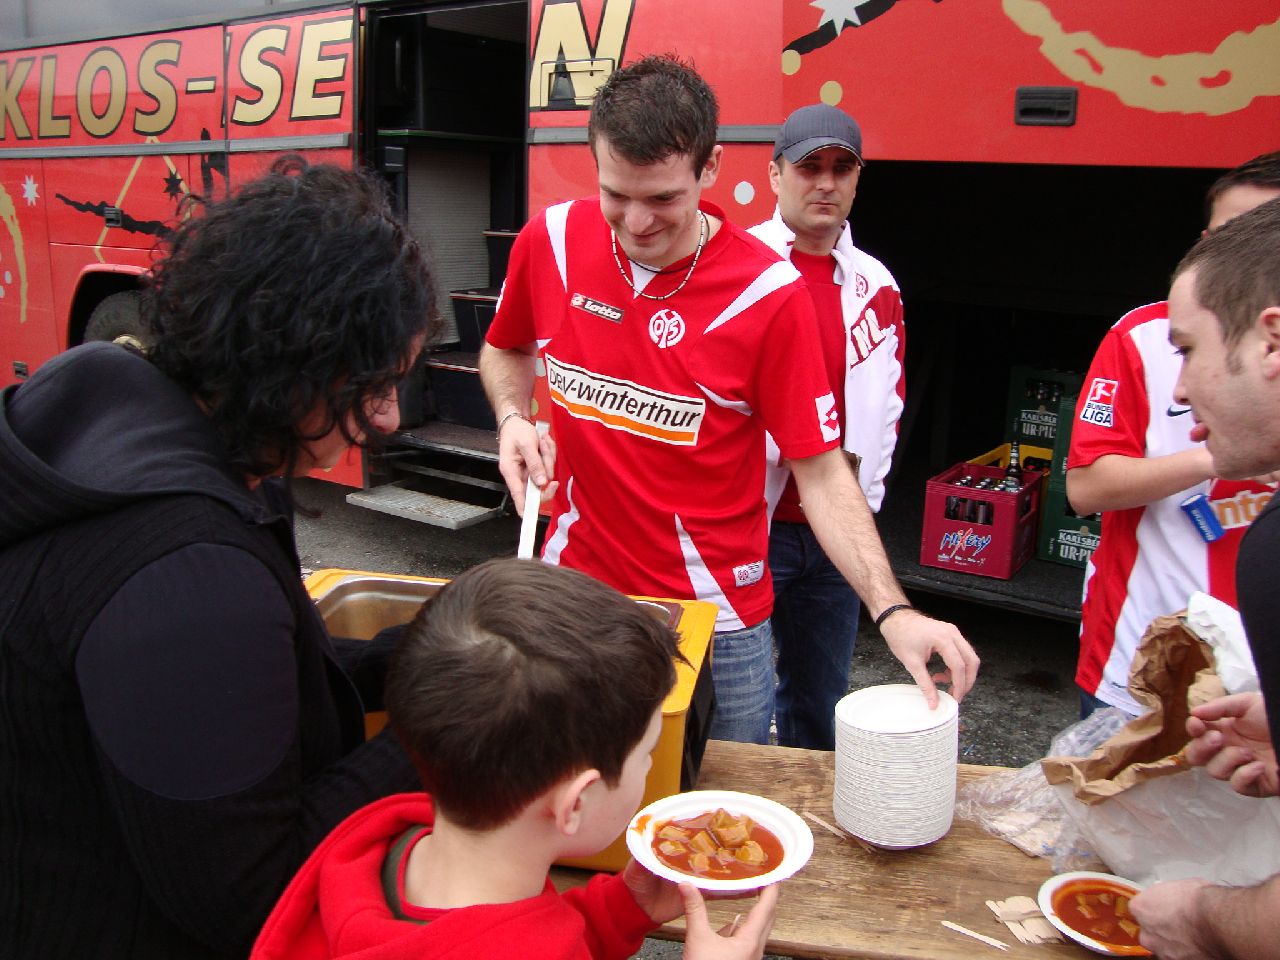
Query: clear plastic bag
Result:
<box><xmin>1051</xmin><ymin>764</ymin><xmax>1280</xmax><ymax>887</ymax></box>
<box><xmin>955</xmin><ymin>708</ymin><xmax>1127</xmax><ymax>872</ymax></box>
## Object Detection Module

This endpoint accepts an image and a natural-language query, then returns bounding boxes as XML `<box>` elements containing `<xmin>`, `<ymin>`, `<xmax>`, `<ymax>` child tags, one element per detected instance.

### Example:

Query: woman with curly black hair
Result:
<box><xmin>0</xmin><ymin>157</ymin><xmax>440</xmax><ymax>960</ymax></box>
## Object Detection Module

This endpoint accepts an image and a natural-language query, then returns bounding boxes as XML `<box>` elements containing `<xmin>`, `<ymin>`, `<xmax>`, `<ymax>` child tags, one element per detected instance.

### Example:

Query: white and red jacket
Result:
<box><xmin>749</xmin><ymin>209</ymin><xmax>905</xmax><ymax>514</ymax></box>
<box><xmin>1069</xmin><ymin>301</ymin><xmax>1273</xmax><ymax>714</ymax></box>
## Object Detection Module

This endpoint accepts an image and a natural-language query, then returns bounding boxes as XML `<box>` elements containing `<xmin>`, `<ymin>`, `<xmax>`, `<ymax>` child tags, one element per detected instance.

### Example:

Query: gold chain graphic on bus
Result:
<box><xmin>0</xmin><ymin>180</ymin><xmax>28</xmax><ymax>325</ymax></box>
<box><xmin>1003</xmin><ymin>0</ymin><xmax>1280</xmax><ymax>117</ymax></box>
<box><xmin>783</xmin><ymin>0</ymin><xmax>1279</xmax><ymax>118</ymax></box>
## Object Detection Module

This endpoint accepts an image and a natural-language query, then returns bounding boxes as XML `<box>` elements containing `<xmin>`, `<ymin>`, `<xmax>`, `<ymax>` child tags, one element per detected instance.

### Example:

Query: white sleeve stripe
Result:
<box><xmin>705</xmin><ymin>260</ymin><xmax>801</xmax><ymax>335</ymax></box>
<box><xmin>545</xmin><ymin>200</ymin><xmax>573</xmax><ymax>291</ymax></box>
<box><xmin>675</xmin><ymin>515</ymin><xmax>745</xmax><ymax>631</ymax></box>
<box><xmin>541</xmin><ymin>475</ymin><xmax>577</xmax><ymax>564</ymax></box>
<box><xmin>698</xmin><ymin>383</ymin><xmax>752</xmax><ymax>415</ymax></box>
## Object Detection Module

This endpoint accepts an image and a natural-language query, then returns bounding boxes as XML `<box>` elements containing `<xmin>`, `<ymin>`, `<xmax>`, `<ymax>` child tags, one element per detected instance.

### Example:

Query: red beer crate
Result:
<box><xmin>919</xmin><ymin>460</ymin><xmax>1046</xmax><ymax>580</ymax></box>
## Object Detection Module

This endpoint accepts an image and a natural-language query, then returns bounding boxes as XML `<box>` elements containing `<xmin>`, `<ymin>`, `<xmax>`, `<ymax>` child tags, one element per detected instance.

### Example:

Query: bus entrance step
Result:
<box><xmin>346</xmin><ymin>483</ymin><xmax>504</xmax><ymax>530</ymax></box>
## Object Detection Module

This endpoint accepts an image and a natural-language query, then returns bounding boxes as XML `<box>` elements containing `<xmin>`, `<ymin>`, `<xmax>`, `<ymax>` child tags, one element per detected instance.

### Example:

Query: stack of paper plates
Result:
<box><xmin>833</xmin><ymin>684</ymin><xmax>959</xmax><ymax>848</ymax></box>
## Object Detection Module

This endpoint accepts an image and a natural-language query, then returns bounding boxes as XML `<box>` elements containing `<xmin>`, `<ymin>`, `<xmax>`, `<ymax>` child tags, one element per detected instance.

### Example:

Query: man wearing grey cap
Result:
<box><xmin>750</xmin><ymin>103</ymin><xmax>907</xmax><ymax>749</ymax></box>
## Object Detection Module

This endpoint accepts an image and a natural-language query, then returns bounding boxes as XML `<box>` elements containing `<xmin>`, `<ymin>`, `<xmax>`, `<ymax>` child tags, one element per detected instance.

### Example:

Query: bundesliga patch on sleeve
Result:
<box><xmin>816</xmin><ymin>392</ymin><xmax>840</xmax><ymax>443</ymax></box>
<box><xmin>1080</xmin><ymin>378</ymin><xmax>1117</xmax><ymax>427</ymax></box>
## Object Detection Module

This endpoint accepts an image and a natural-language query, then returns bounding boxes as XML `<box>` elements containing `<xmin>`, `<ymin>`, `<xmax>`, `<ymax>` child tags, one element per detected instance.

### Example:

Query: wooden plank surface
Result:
<box><xmin>555</xmin><ymin>740</ymin><xmax>1084</xmax><ymax>959</ymax></box>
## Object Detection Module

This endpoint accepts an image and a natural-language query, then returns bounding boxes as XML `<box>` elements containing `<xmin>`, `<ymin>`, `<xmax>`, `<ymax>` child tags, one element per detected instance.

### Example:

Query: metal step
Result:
<box><xmin>346</xmin><ymin>483</ymin><xmax>504</xmax><ymax>530</ymax></box>
<box><xmin>392</xmin><ymin>462</ymin><xmax>507</xmax><ymax>492</ymax></box>
<box><xmin>390</xmin><ymin>421</ymin><xmax>499</xmax><ymax>460</ymax></box>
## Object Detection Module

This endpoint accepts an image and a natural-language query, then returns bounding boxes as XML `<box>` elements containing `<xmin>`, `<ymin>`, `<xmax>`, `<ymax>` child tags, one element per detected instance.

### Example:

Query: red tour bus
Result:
<box><xmin>2</xmin><ymin>0</ymin><xmax>1276</xmax><ymax>611</ymax></box>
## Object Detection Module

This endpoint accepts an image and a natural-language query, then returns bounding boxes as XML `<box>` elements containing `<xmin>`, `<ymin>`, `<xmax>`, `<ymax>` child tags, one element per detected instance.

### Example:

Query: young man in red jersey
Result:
<box><xmin>480</xmin><ymin>56</ymin><xmax>977</xmax><ymax>744</ymax></box>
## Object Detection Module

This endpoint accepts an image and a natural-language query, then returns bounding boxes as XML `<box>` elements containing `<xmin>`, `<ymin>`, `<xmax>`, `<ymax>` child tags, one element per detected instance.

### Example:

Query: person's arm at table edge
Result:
<box><xmin>1066</xmin><ymin>448</ymin><xmax>1215</xmax><ymax>517</ymax></box>
<box><xmin>478</xmin><ymin>341</ymin><xmax>548</xmax><ymax>511</ymax></box>
<box><xmin>1131</xmin><ymin>874</ymin><xmax>1280</xmax><ymax>960</ymax></box>
<box><xmin>790</xmin><ymin>448</ymin><xmax>979</xmax><ymax>705</ymax></box>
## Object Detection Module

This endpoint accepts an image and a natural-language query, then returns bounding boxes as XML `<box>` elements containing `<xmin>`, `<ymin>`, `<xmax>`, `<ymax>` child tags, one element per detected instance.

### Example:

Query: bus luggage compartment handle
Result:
<box><xmin>1014</xmin><ymin>86</ymin><xmax>1077</xmax><ymax>126</ymax></box>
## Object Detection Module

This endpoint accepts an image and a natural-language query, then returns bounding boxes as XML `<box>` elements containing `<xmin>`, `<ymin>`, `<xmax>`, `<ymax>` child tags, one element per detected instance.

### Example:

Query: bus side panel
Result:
<box><xmin>225</xmin><ymin>9</ymin><xmax>356</xmax><ymax>147</ymax></box>
<box><xmin>43</xmin><ymin>154</ymin><xmax>193</xmax><ymax>255</ymax></box>
<box><xmin>779</xmin><ymin>0</ymin><xmax>1277</xmax><ymax>168</ymax></box>
<box><xmin>0</xmin><ymin>25</ymin><xmax>226</xmax><ymax>384</ymax></box>
<box><xmin>528</xmin><ymin>0</ymin><xmax>785</xmax><ymax>130</ymax></box>
<box><xmin>1</xmin><ymin>26</ymin><xmax>227</xmax><ymax>151</ymax></box>
<box><xmin>227</xmin><ymin>146</ymin><xmax>354</xmax><ymax>184</ymax></box>
<box><xmin>0</xmin><ymin>158</ymin><xmax>58</xmax><ymax>383</ymax></box>
<box><xmin>527</xmin><ymin>0</ymin><xmax>1278</xmax><ymax>169</ymax></box>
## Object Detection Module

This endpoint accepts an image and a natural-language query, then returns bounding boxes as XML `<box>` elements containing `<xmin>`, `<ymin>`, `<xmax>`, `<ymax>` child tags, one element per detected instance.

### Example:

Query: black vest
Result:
<box><xmin>0</xmin><ymin>491</ymin><xmax>366</xmax><ymax>958</ymax></box>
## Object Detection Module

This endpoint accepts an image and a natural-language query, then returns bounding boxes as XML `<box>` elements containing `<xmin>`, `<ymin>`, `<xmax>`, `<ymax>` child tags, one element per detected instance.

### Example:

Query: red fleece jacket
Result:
<box><xmin>250</xmin><ymin>793</ymin><xmax>657</xmax><ymax>960</ymax></box>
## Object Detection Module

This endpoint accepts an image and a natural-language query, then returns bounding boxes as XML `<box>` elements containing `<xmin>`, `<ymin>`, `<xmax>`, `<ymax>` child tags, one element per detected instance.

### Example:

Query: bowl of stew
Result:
<box><xmin>626</xmin><ymin>789</ymin><xmax>814</xmax><ymax>892</ymax></box>
<box><xmin>1038</xmin><ymin>871</ymin><xmax>1152</xmax><ymax>956</ymax></box>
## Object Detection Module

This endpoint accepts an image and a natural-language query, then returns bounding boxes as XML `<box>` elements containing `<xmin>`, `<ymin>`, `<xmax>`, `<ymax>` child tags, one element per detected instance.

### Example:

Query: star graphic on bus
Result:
<box><xmin>163</xmin><ymin>170</ymin><xmax>185</xmax><ymax>200</ymax></box>
<box><xmin>811</xmin><ymin>0</ymin><xmax>863</xmax><ymax>35</ymax></box>
<box><xmin>789</xmin><ymin>0</ymin><xmax>944</xmax><ymax>53</ymax></box>
<box><xmin>21</xmin><ymin>174</ymin><xmax>39</xmax><ymax>205</ymax></box>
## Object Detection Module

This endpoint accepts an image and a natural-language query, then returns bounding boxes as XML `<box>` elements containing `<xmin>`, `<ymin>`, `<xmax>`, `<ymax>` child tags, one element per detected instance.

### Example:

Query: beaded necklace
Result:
<box><xmin>610</xmin><ymin>211</ymin><xmax>707</xmax><ymax>302</ymax></box>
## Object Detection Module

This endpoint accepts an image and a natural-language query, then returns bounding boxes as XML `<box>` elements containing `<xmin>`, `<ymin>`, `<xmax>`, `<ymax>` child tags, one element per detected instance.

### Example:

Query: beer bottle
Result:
<box><xmin>1004</xmin><ymin>434</ymin><xmax>1024</xmax><ymax>489</ymax></box>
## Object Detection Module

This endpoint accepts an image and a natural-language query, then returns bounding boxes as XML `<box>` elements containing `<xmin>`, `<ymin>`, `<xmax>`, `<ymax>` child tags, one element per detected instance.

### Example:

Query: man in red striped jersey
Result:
<box><xmin>481</xmin><ymin>56</ymin><xmax>977</xmax><ymax>743</ymax></box>
<box><xmin>1068</xmin><ymin>152</ymin><xmax>1280</xmax><ymax>719</ymax></box>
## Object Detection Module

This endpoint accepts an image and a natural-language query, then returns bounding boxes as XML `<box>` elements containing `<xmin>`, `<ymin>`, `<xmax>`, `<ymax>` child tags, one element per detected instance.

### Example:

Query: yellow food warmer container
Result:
<box><xmin>305</xmin><ymin>568</ymin><xmax>717</xmax><ymax>873</ymax></box>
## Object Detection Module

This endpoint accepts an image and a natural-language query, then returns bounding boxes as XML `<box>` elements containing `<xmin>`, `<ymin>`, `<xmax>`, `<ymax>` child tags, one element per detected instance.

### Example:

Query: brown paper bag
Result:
<box><xmin>1041</xmin><ymin>614</ymin><xmax>1224</xmax><ymax>803</ymax></box>
<box><xmin>1040</xmin><ymin>614</ymin><xmax>1279</xmax><ymax>886</ymax></box>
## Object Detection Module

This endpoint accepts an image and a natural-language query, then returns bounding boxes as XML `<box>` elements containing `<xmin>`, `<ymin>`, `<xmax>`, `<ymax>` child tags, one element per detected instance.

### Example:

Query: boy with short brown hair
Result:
<box><xmin>250</xmin><ymin>558</ymin><xmax>778</xmax><ymax>960</ymax></box>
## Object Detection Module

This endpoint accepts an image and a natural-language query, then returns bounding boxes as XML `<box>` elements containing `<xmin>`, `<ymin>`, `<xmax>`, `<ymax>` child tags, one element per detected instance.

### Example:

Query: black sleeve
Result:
<box><xmin>1238</xmin><ymin>501</ymin><xmax>1280</xmax><ymax>749</ymax></box>
<box><xmin>75</xmin><ymin>543</ymin><xmax>418</xmax><ymax>955</ymax></box>
<box><xmin>329</xmin><ymin>623</ymin><xmax>408</xmax><ymax>712</ymax></box>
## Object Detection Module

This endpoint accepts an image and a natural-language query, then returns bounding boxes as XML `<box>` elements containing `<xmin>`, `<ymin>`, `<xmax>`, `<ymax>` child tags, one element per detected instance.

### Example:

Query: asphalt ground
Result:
<box><xmin>292</xmin><ymin>476</ymin><xmax>1083</xmax><ymax>958</ymax></box>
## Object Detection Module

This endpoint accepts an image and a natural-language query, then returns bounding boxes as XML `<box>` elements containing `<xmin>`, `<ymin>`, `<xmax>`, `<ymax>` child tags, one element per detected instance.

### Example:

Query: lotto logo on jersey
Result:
<box><xmin>853</xmin><ymin>272</ymin><xmax>868</xmax><ymax>298</ymax></box>
<box><xmin>816</xmin><ymin>392</ymin><xmax>840</xmax><ymax>443</ymax></box>
<box><xmin>544</xmin><ymin>353</ymin><xmax>704</xmax><ymax>445</ymax></box>
<box><xmin>1080</xmin><ymin>378</ymin><xmax>1118</xmax><ymax>427</ymax></box>
<box><xmin>570</xmin><ymin>292</ymin><xmax>625</xmax><ymax>323</ymax></box>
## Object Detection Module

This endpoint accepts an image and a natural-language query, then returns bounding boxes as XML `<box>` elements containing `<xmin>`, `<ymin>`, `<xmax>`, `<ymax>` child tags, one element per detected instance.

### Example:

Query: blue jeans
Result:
<box><xmin>708</xmin><ymin>619</ymin><xmax>775</xmax><ymax>745</ymax></box>
<box><xmin>1078</xmin><ymin>688</ymin><xmax>1112</xmax><ymax>721</ymax></box>
<box><xmin>769</xmin><ymin>521</ymin><xmax>860</xmax><ymax>750</ymax></box>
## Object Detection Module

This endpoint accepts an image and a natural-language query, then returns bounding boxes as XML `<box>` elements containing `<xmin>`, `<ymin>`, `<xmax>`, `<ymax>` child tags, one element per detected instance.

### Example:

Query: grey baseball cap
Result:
<box><xmin>772</xmin><ymin>104</ymin><xmax>863</xmax><ymax>164</ymax></box>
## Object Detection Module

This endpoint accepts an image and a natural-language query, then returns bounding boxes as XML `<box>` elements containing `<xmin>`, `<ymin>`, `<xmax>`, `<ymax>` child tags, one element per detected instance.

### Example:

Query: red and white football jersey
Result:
<box><xmin>1069</xmin><ymin>301</ymin><xmax>1273</xmax><ymax>713</ymax></box>
<box><xmin>487</xmin><ymin>198</ymin><xmax>838</xmax><ymax>629</ymax></box>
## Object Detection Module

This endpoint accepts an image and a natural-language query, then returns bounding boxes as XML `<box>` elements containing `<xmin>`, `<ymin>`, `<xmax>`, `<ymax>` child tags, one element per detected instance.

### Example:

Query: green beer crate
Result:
<box><xmin>1048</xmin><ymin>392</ymin><xmax>1079</xmax><ymax>484</ymax></box>
<box><xmin>1005</xmin><ymin>366</ymin><xmax>1084</xmax><ymax>448</ymax></box>
<box><xmin>1038</xmin><ymin>478</ymin><xmax>1101</xmax><ymax>568</ymax></box>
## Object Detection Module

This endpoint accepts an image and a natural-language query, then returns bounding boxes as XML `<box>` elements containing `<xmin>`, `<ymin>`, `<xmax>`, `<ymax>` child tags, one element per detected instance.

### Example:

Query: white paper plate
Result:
<box><xmin>626</xmin><ymin>789</ymin><xmax>813</xmax><ymax>892</ymax></box>
<box><xmin>832</xmin><ymin>685</ymin><xmax>958</xmax><ymax>847</ymax></box>
<box><xmin>1037</xmin><ymin>871</ymin><xmax>1151</xmax><ymax>956</ymax></box>
<box><xmin>835</xmin><ymin>684</ymin><xmax>958</xmax><ymax>734</ymax></box>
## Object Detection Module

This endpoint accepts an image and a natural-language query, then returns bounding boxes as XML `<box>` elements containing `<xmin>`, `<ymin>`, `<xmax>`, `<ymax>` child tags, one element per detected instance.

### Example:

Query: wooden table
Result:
<box><xmin>555</xmin><ymin>740</ymin><xmax>1084</xmax><ymax>959</ymax></box>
